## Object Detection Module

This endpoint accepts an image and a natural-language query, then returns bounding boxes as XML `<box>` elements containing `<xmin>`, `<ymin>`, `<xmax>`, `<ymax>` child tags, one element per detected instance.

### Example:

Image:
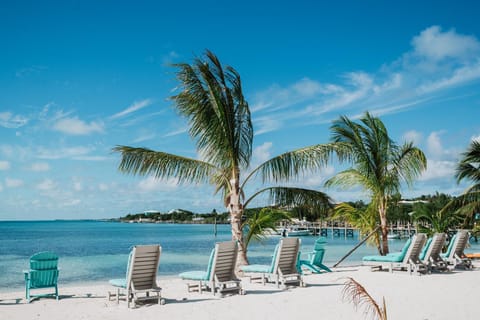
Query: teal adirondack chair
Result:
<box><xmin>24</xmin><ymin>252</ymin><xmax>59</xmax><ymax>303</ymax></box>
<box><xmin>298</xmin><ymin>237</ymin><xmax>332</xmax><ymax>274</ymax></box>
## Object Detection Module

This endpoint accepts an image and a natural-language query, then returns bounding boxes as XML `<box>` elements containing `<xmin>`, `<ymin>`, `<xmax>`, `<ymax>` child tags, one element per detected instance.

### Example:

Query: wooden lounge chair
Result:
<box><xmin>179</xmin><ymin>241</ymin><xmax>243</xmax><ymax>296</ymax></box>
<box><xmin>441</xmin><ymin>230</ymin><xmax>473</xmax><ymax>269</ymax></box>
<box><xmin>24</xmin><ymin>251</ymin><xmax>59</xmax><ymax>303</ymax></box>
<box><xmin>420</xmin><ymin>233</ymin><xmax>448</xmax><ymax>272</ymax></box>
<box><xmin>108</xmin><ymin>244</ymin><xmax>164</xmax><ymax>308</ymax></box>
<box><xmin>298</xmin><ymin>237</ymin><xmax>332</xmax><ymax>274</ymax></box>
<box><xmin>241</xmin><ymin>237</ymin><xmax>304</xmax><ymax>288</ymax></box>
<box><xmin>363</xmin><ymin>233</ymin><xmax>428</xmax><ymax>275</ymax></box>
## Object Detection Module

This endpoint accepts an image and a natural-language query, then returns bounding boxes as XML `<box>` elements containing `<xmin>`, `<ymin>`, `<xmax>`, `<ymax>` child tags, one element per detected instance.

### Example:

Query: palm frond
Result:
<box><xmin>244</xmin><ymin>186</ymin><xmax>333</xmax><ymax>212</ymax></box>
<box><xmin>170</xmin><ymin>50</ymin><xmax>253</xmax><ymax>170</ymax></box>
<box><xmin>246</xmin><ymin>143</ymin><xmax>345</xmax><ymax>185</ymax></box>
<box><xmin>242</xmin><ymin>208</ymin><xmax>291</xmax><ymax>248</ymax></box>
<box><xmin>112</xmin><ymin>146</ymin><xmax>216</xmax><ymax>184</ymax></box>
<box><xmin>342</xmin><ymin>277</ymin><xmax>387</xmax><ymax>320</ymax></box>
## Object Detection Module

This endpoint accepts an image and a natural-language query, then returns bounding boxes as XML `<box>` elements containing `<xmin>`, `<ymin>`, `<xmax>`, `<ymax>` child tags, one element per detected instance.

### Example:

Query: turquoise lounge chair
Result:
<box><xmin>363</xmin><ymin>233</ymin><xmax>428</xmax><ymax>274</ymax></box>
<box><xmin>441</xmin><ymin>230</ymin><xmax>473</xmax><ymax>269</ymax></box>
<box><xmin>24</xmin><ymin>251</ymin><xmax>59</xmax><ymax>303</ymax></box>
<box><xmin>298</xmin><ymin>237</ymin><xmax>331</xmax><ymax>274</ymax></box>
<box><xmin>179</xmin><ymin>241</ymin><xmax>242</xmax><ymax>296</ymax></box>
<box><xmin>241</xmin><ymin>237</ymin><xmax>303</xmax><ymax>288</ymax></box>
<box><xmin>108</xmin><ymin>245</ymin><xmax>164</xmax><ymax>308</ymax></box>
<box><xmin>420</xmin><ymin>233</ymin><xmax>448</xmax><ymax>272</ymax></box>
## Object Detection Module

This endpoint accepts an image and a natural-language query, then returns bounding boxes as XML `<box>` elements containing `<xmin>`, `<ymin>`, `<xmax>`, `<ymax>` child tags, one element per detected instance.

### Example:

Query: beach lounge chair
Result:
<box><xmin>23</xmin><ymin>251</ymin><xmax>59</xmax><ymax>303</ymax></box>
<box><xmin>240</xmin><ymin>237</ymin><xmax>304</xmax><ymax>288</ymax></box>
<box><xmin>179</xmin><ymin>241</ymin><xmax>243</xmax><ymax>296</ymax></box>
<box><xmin>441</xmin><ymin>230</ymin><xmax>473</xmax><ymax>269</ymax></box>
<box><xmin>420</xmin><ymin>233</ymin><xmax>448</xmax><ymax>272</ymax></box>
<box><xmin>363</xmin><ymin>233</ymin><xmax>428</xmax><ymax>274</ymax></box>
<box><xmin>108</xmin><ymin>244</ymin><xmax>164</xmax><ymax>308</ymax></box>
<box><xmin>298</xmin><ymin>237</ymin><xmax>332</xmax><ymax>274</ymax></box>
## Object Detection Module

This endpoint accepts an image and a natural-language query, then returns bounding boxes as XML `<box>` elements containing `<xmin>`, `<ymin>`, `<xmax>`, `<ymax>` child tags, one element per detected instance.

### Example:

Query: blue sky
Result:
<box><xmin>1</xmin><ymin>0</ymin><xmax>480</xmax><ymax>220</ymax></box>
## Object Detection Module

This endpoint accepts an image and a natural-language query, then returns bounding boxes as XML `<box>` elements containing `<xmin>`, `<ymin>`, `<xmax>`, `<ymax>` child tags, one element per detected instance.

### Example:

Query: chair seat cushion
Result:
<box><xmin>240</xmin><ymin>264</ymin><xmax>271</xmax><ymax>273</ymax></box>
<box><xmin>179</xmin><ymin>271</ymin><xmax>208</xmax><ymax>281</ymax></box>
<box><xmin>362</xmin><ymin>254</ymin><xmax>403</xmax><ymax>262</ymax></box>
<box><xmin>109</xmin><ymin>278</ymin><xmax>127</xmax><ymax>288</ymax></box>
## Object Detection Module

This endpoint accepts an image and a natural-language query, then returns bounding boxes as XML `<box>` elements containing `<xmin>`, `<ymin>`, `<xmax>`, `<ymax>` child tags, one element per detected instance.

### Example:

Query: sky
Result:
<box><xmin>1</xmin><ymin>0</ymin><xmax>480</xmax><ymax>220</ymax></box>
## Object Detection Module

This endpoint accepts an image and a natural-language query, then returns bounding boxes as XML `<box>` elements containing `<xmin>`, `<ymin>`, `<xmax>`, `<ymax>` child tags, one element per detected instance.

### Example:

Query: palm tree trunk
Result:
<box><xmin>379</xmin><ymin>200</ymin><xmax>389</xmax><ymax>255</ymax></box>
<box><xmin>228</xmin><ymin>175</ymin><xmax>249</xmax><ymax>269</ymax></box>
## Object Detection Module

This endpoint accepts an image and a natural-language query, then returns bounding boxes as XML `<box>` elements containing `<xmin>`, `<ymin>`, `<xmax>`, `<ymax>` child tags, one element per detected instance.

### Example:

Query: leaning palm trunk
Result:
<box><xmin>379</xmin><ymin>200</ymin><xmax>389</xmax><ymax>255</ymax></box>
<box><xmin>228</xmin><ymin>176</ymin><xmax>249</xmax><ymax>267</ymax></box>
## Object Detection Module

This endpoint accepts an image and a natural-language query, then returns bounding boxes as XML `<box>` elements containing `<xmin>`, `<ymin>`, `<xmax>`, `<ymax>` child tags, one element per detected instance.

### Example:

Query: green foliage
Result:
<box><xmin>412</xmin><ymin>201</ymin><xmax>462</xmax><ymax>236</ymax></box>
<box><xmin>241</xmin><ymin>208</ymin><xmax>291</xmax><ymax>248</ymax></box>
<box><xmin>324</xmin><ymin>112</ymin><xmax>426</xmax><ymax>254</ymax></box>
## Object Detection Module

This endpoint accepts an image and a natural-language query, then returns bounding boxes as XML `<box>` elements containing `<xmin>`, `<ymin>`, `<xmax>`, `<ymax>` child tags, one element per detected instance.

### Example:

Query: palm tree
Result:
<box><xmin>242</xmin><ymin>207</ymin><xmax>291</xmax><ymax>250</ymax></box>
<box><xmin>324</xmin><ymin>112</ymin><xmax>426</xmax><ymax>255</ymax></box>
<box><xmin>453</xmin><ymin>139</ymin><xmax>480</xmax><ymax>226</ymax></box>
<box><xmin>113</xmin><ymin>50</ymin><xmax>332</xmax><ymax>267</ymax></box>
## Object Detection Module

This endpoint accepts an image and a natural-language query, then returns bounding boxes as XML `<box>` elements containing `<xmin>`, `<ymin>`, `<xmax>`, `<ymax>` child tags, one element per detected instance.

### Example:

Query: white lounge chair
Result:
<box><xmin>241</xmin><ymin>237</ymin><xmax>304</xmax><ymax>288</ymax></box>
<box><xmin>179</xmin><ymin>241</ymin><xmax>243</xmax><ymax>296</ymax></box>
<box><xmin>108</xmin><ymin>244</ymin><xmax>164</xmax><ymax>308</ymax></box>
<box><xmin>441</xmin><ymin>230</ymin><xmax>473</xmax><ymax>269</ymax></box>
<box><xmin>363</xmin><ymin>233</ymin><xmax>428</xmax><ymax>275</ymax></box>
<box><xmin>420</xmin><ymin>233</ymin><xmax>448</xmax><ymax>272</ymax></box>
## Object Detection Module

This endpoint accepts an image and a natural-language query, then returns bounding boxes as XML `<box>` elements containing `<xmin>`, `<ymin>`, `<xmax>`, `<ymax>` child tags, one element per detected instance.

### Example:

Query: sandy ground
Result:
<box><xmin>1</xmin><ymin>263</ymin><xmax>479</xmax><ymax>320</ymax></box>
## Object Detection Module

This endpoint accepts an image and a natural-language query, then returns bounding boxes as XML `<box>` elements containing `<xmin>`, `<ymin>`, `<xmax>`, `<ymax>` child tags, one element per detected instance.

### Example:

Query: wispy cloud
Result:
<box><xmin>163</xmin><ymin>126</ymin><xmax>188</xmax><ymax>137</ymax></box>
<box><xmin>250</xmin><ymin>25</ymin><xmax>480</xmax><ymax>135</ymax></box>
<box><xmin>5</xmin><ymin>178</ymin><xmax>23</xmax><ymax>188</ymax></box>
<box><xmin>110</xmin><ymin>99</ymin><xmax>153</xmax><ymax>119</ymax></box>
<box><xmin>0</xmin><ymin>161</ymin><xmax>10</xmax><ymax>170</ymax></box>
<box><xmin>30</xmin><ymin>162</ymin><xmax>50</xmax><ymax>172</ymax></box>
<box><xmin>53</xmin><ymin>117</ymin><xmax>104</xmax><ymax>135</ymax></box>
<box><xmin>0</xmin><ymin>112</ymin><xmax>29</xmax><ymax>129</ymax></box>
<box><xmin>36</xmin><ymin>146</ymin><xmax>94</xmax><ymax>160</ymax></box>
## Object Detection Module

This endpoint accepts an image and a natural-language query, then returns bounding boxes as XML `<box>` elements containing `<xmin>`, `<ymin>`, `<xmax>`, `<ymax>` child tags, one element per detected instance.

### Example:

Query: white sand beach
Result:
<box><xmin>1</xmin><ymin>263</ymin><xmax>478</xmax><ymax>320</ymax></box>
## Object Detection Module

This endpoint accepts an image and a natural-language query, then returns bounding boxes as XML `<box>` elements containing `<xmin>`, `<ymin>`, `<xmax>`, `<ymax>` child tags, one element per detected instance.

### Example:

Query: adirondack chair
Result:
<box><xmin>24</xmin><ymin>251</ymin><xmax>59</xmax><ymax>303</ymax></box>
<box><xmin>298</xmin><ymin>237</ymin><xmax>332</xmax><ymax>274</ymax></box>
<box><xmin>108</xmin><ymin>244</ymin><xmax>164</xmax><ymax>308</ymax></box>
<box><xmin>241</xmin><ymin>237</ymin><xmax>304</xmax><ymax>288</ymax></box>
<box><xmin>179</xmin><ymin>241</ymin><xmax>243</xmax><ymax>296</ymax></box>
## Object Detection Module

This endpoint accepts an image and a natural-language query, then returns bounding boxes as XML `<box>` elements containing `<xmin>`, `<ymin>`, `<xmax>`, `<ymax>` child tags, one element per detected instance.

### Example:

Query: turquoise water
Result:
<box><xmin>1</xmin><ymin>220</ymin><xmax>479</xmax><ymax>291</ymax></box>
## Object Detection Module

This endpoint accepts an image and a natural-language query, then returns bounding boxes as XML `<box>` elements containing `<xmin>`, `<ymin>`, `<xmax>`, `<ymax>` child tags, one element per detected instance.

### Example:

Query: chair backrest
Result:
<box><xmin>210</xmin><ymin>241</ymin><xmax>238</xmax><ymax>282</ymax></box>
<box><xmin>274</xmin><ymin>237</ymin><xmax>301</xmax><ymax>275</ymax></box>
<box><xmin>126</xmin><ymin>245</ymin><xmax>161</xmax><ymax>291</ymax></box>
<box><xmin>422</xmin><ymin>233</ymin><xmax>446</xmax><ymax>262</ymax></box>
<box><xmin>451</xmin><ymin>230</ymin><xmax>469</xmax><ymax>259</ymax></box>
<box><xmin>444</xmin><ymin>233</ymin><xmax>457</xmax><ymax>257</ymax></box>
<box><xmin>28</xmin><ymin>252</ymin><xmax>59</xmax><ymax>288</ymax></box>
<box><xmin>403</xmin><ymin>233</ymin><xmax>427</xmax><ymax>264</ymax></box>
<box><xmin>313</xmin><ymin>237</ymin><xmax>327</xmax><ymax>251</ymax></box>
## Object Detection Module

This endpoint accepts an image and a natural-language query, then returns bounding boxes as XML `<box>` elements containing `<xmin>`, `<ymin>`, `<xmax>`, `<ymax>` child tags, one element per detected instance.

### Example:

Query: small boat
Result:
<box><xmin>284</xmin><ymin>227</ymin><xmax>312</xmax><ymax>237</ymax></box>
<box><xmin>387</xmin><ymin>233</ymin><xmax>400</xmax><ymax>240</ymax></box>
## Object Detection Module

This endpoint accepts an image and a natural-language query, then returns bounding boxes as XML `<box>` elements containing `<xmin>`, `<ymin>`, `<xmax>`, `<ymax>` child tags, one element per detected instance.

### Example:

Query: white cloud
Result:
<box><xmin>0</xmin><ymin>161</ymin><xmax>10</xmax><ymax>170</ymax></box>
<box><xmin>37</xmin><ymin>146</ymin><xmax>94</xmax><ymax>159</ymax></box>
<box><xmin>36</xmin><ymin>179</ymin><xmax>57</xmax><ymax>191</ymax></box>
<box><xmin>73</xmin><ymin>181</ymin><xmax>83</xmax><ymax>191</ymax></box>
<box><xmin>419</xmin><ymin>159</ymin><xmax>456</xmax><ymax>181</ymax></box>
<box><xmin>110</xmin><ymin>99</ymin><xmax>153</xmax><ymax>119</ymax></box>
<box><xmin>163</xmin><ymin>126</ymin><xmax>188</xmax><ymax>138</ymax></box>
<box><xmin>0</xmin><ymin>183</ymin><xmax>3</xmax><ymax>192</ymax></box>
<box><xmin>53</xmin><ymin>117</ymin><xmax>104</xmax><ymax>135</ymax></box>
<box><xmin>137</xmin><ymin>176</ymin><xmax>179</xmax><ymax>192</ymax></box>
<box><xmin>412</xmin><ymin>26</ymin><xmax>480</xmax><ymax>61</ymax></box>
<box><xmin>403</xmin><ymin>130</ymin><xmax>422</xmax><ymax>145</ymax></box>
<box><xmin>98</xmin><ymin>183</ymin><xmax>109</xmax><ymax>191</ymax></box>
<box><xmin>471</xmin><ymin>134</ymin><xmax>480</xmax><ymax>142</ymax></box>
<box><xmin>426</xmin><ymin>131</ymin><xmax>444</xmax><ymax>157</ymax></box>
<box><xmin>30</xmin><ymin>162</ymin><xmax>50</xmax><ymax>172</ymax></box>
<box><xmin>5</xmin><ymin>178</ymin><xmax>23</xmax><ymax>188</ymax></box>
<box><xmin>0</xmin><ymin>112</ymin><xmax>29</xmax><ymax>128</ymax></box>
<box><xmin>252</xmin><ymin>142</ymin><xmax>273</xmax><ymax>166</ymax></box>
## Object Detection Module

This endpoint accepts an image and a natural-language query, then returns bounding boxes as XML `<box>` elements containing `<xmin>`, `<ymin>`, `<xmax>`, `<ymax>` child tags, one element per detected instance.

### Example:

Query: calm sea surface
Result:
<box><xmin>1</xmin><ymin>220</ymin><xmax>479</xmax><ymax>291</ymax></box>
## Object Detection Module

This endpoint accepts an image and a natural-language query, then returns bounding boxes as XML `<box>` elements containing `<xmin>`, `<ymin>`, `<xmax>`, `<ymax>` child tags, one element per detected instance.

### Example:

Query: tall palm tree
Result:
<box><xmin>113</xmin><ymin>50</ymin><xmax>332</xmax><ymax>267</ymax></box>
<box><xmin>453</xmin><ymin>139</ymin><xmax>480</xmax><ymax>225</ymax></box>
<box><xmin>324</xmin><ymin>112</ymin><xmax>426</xmax><ymax>255</ymax></box>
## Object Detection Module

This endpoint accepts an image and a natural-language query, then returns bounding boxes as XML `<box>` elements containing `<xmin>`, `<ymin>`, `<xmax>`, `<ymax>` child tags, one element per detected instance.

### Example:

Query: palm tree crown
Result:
<box><xmin>113</xmin><ymin>50</ymin><xmax>333</xmax><ymax>267</ymax></box>
<box><xmin>325</xmin><ymin>112</ymin><xmax>426</xmax><ymax>255</ymax></box>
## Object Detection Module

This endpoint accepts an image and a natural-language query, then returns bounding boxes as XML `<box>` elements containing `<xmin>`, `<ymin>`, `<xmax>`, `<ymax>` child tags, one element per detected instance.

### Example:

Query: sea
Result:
<box><xmin>1</xmin><ymin>220</ymin><xmax>479</xmax><ymax>292</ymax></box>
